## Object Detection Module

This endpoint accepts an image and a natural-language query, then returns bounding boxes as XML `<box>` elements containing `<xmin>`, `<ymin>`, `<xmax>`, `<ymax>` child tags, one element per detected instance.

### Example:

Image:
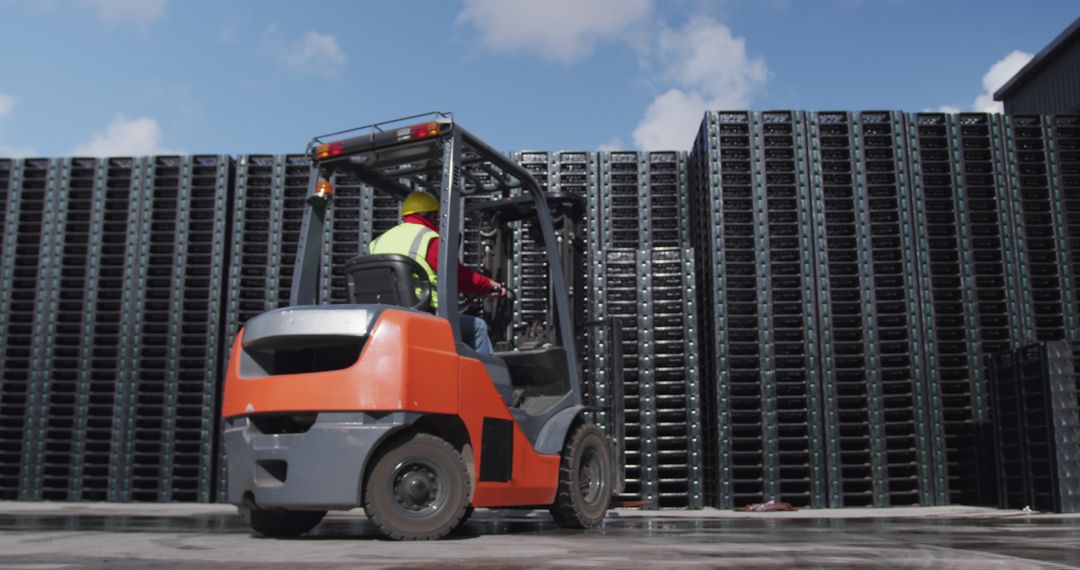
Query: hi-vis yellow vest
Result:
<box><xmin>369</xmin><ymin>223</ymin><xmax>440</xmax><ymax>309</ymax></box>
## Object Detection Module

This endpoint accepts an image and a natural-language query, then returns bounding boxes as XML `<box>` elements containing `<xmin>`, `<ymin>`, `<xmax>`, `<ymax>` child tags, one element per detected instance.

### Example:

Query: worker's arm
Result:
<box><xmin>426</xmin><ymin>237</ymin><xmax>495</xmax><ymax>295</ymax></box>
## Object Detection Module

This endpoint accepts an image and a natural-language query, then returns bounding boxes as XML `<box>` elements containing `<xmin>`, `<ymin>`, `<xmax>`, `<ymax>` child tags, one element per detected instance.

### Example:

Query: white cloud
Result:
<box><xmin>266</xmin><ymin>26</ymin><xmax>347</xmax><ymax>78</ymax></box>
<box><xmin>0</xmin><ymin>91</ymin><xmax>14</xmax><ymax>118</ymax></box>
<box><xmin>457</xmin><ymin>0</ymin><xmax>653</xmax><ymax>63</ymax></box>
<box><xmin>78</xmin><ymin>0</ymin><xmax>165</xmax><ymax>28</ymax></box>
<box><xmin>597</xmin><ymin>137</ymin><xmax>625</xmax><ymax>152</ymax></box>
<box><xmin>922</xmin><ymin>105</ymin><xmax>961</xmax><ymax>114</ymax></box>
<box><xmin>632</xmin><ymin>17</ymin><xmax>767</xmax><ymax>150</ymax></box>
<box><xmin>973</xmin><ymin>50</ymin><xmax>1033</xmax><ymax>114</ymax></box>
<box><xmin>70</xmin><ymin>116</ymin><xmax>178</xmax><ymax>157</ymax></box>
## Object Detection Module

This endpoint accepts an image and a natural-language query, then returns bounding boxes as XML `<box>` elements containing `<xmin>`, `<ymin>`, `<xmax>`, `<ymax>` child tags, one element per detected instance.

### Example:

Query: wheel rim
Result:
<box><xmin>578</xmin><ymin>446</ymin><xmax>605</xmax><ymax>505</ymax></box>
<box><xmin>390</xmin><ymin>457</ymin><xmax>447</xmax><ymax>517</ymax></box>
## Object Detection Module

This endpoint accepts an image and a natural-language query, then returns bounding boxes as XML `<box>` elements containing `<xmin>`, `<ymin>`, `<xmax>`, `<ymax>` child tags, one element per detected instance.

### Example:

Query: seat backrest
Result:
<box><xmin>343</xmin><ymin>254</ymin><xmax>432</xmax><ymax>311</ymax></box>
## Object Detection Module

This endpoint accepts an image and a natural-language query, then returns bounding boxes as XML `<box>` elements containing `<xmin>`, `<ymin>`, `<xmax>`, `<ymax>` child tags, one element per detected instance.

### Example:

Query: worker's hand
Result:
<box><xmin>490</xmin><ymin>282</ymin><xmax>509</xmax><ymax>297</ymax></box>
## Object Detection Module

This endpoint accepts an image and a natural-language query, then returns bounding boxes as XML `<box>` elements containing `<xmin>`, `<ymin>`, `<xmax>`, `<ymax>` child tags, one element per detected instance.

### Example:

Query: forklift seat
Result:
<box><xmin>343</xmin><ymin>254</ymin><xmax>432</xmax><ymax>311</ymax></box>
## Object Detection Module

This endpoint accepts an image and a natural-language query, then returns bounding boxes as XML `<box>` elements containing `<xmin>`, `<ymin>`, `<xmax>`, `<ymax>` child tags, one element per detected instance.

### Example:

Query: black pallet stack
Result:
<box><xmin>31</xmin><ymin>158</ymin><xmax>142</xmax><ymax>501</ymax></box>
<box><xmin>599</xmin><ymin>151</ymin><xmax>644</xmax><ymax>249</ymax></box>
<box><xmin>123</xmin><ymin>156</ymin><xmax>230</xmax><ymax>502</ymax></box>
<box><xmin>594</xmin><ymin>249</ymin><xmax>648</xmax><ymax>505</ymax></box>
<box><xmin>1004</xmin><ymin>116</ymin><xmax>1079</xmax><ymax>343</ymax></box>
<box><xmin>1047</xmin><ymin>115</ymin><xmax>1080</xmax><ymax>409</ymax></box>
<box><xmin>989</xmin><ymin>342</ymin><xmax>1080</xmax><ymax>513</ymax></box>
<box><xmin>754</xmin><ymin>111</ymin><xmax>827</xmax><ymax>508</ymax></box>
<box><xmin>0</xmin><ymin>158</ymin><xmax>58</xmax><ymax>500</ymax></box>
<box><xmin>854</xmin><ymin>111</ymin><xmax>942</xmax><ymax>505</ymax></box>
<box><xmin>688</xmin><ymin>111</ymin><xmax>756</xmax><ymax>509</ymax></box>
<box><xmin>907</xmin><ymin>113</ymin><xmax>986</xmax><ymax>505</ymax></box>
<box><xmin>640</xmin><ymin>248</ymin><xmax>704</xmax><ymax>508</ymax></box>
<box><xmin>320</xmin><ymin>172</ymin><xmax>373</xmax><ymax>304</ymax></box>
<box><xmin>511</xmin><ymin>151</ymin><xmax>552</xmax><ymax>346</ymax></box>
<box><xmin>645</xmin><ymin>152</ymin><xmax>689</xmax><ymax>247</ymax></box>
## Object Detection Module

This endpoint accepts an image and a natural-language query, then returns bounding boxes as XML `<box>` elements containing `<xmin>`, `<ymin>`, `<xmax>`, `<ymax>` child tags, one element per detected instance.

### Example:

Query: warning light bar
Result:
<box><xmin>397</xmin><ymin>121</ymin><xmax>442</xmax><ymax>142</ymax></box>
<box><xmin>315</xmin><ymin>141</ymin><xmax>344</xmax><ymax>160</ymax></box>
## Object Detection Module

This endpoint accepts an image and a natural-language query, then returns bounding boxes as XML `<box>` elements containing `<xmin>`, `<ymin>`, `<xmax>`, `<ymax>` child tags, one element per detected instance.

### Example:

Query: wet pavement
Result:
<box><xmin>0</xmin><ymin>503</ymin><xmax>1078</xmax><ymax>569</ymax></box>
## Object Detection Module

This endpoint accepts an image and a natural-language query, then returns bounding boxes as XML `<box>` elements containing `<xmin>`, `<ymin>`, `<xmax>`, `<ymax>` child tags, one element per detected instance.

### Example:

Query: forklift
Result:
<box><xmin>220</xmin><ymin>113</ymin><xmax>624</xmax><ymax>540</ymax></box>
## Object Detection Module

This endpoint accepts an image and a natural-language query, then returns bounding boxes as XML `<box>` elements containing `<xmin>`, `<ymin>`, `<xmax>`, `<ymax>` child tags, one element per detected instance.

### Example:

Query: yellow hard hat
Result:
<box><xmin>401</xmin><ymin>192</ymin><xmax>439</xmax><ymax>217</ymax></box>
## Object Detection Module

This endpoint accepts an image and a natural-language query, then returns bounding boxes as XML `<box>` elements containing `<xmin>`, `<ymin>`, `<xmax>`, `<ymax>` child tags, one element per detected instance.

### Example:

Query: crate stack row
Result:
<box><xmin>1045</xmin><ymin>116</ymin><xmax>1080</xmax><ymax>410</ymax></box>
<box><xmin>510</xmin><ymin>151</ymin><xmax>552</xmax><ymax>346</ymax></box>
<box><xmin>688</xmin><ymin>111</ymin><xmax>830</xmax><ymax>508</ymax></box>
<box><xmin>125</xmin><ymin>156</ymin><xmax>230</xmax><ymax>502</ymax></box>
<box><xmin>0</xmin><ymin>156</ymin><xmax>230</xmax><ymax>502</ymax></box>
<box><xmin>988</xmin><ymin>341</ymin><xmax>1080</xmax><ymax>513</ymax></box>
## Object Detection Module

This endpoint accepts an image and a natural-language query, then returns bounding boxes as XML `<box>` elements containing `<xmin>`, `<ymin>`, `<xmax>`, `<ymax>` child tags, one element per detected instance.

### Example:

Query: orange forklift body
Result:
<box><xmin>221</xmin><ymin>308</ymin><xmax>560</xmax><ymax>508</ymax></box>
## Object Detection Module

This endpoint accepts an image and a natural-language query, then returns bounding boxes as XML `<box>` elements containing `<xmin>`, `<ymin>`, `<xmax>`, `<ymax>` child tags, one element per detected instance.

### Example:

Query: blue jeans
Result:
<box><xmin>460</xmin><ymin>314</ymin><xmax>494</xmax><ymax>355</ymax></box>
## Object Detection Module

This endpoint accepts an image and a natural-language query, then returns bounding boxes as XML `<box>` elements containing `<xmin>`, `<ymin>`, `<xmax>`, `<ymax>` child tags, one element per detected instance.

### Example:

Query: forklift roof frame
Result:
<box><xmin>289</xmin><ymin>112</ymin><xmax>581</xmax><ymax>405</ymax></box>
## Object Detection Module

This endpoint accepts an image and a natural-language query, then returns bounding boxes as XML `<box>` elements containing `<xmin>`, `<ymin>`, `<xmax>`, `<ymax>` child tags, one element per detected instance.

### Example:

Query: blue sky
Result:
<box><xmin>0</xmin><ymin>0</ymin><xmax>1076</xmax><ymax>156</ymax></box>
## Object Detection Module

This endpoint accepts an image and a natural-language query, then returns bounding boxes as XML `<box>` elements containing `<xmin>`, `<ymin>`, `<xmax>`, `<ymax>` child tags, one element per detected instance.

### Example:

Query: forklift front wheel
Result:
<box><xmin>364</xmin><ymin>432</ymin><xmax>470</xmax><ymax>540</ymax></box>
<box><xmin>550</xmin><ymin>424</ymin><xmax>613</xmax><ymax>529</ymax></box>
<box><xmin>240</xmin><ymin>507</ymin><xmax>326</xmax><ymax>537</ymax></box>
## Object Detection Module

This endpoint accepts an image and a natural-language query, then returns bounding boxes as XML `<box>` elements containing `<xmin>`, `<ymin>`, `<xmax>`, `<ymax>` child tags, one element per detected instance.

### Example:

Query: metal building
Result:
<box><xmin>995</xmin><ymin>17</ymin><xmax>1080</xmax><ymax>114</ymax></box>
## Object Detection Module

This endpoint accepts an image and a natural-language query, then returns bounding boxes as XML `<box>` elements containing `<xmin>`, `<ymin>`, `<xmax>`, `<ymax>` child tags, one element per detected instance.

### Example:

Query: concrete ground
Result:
<box><xmin>0</xmin><ymin>502</ymin><xmax>1078</xmax><ymax>569</ymax></box>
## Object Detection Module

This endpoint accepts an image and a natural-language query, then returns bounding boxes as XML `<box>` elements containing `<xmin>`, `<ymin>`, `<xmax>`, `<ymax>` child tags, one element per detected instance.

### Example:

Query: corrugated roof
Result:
<box><xmin>994</xmin><ymin>16</ymin><xmax>1080</xmax><ymax>101</ymax></box>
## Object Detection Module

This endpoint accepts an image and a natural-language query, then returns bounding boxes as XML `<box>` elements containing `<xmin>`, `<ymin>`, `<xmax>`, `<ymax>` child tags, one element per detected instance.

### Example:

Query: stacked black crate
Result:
<box><xmin>1003</xmin><ymin>116</ymin><xmax>1079</xmax><ymax>343</ymax></box>
<box><xmin>276</xmin><ymin>155</ymin><xmax>312</xmax><ymax>306</ymax></box>
<box><xmin>753</xmin><ymin>111</ymin><xmax>827</xmax><ymax>508</ymax></box>
<box><xmin>1047</xmin><ymin>115</ymin><xmax>1080</xmax><ymax>408</ymax></box>
<box><xmin>687</xmin><ymin>111</ymin><xmax>761</xmax><ymax>509</ymax></box>
<box><xmin>807</xmin><ymin>112</ymin><xmax>873</xmax><ymax>506</ymax></box>
<box><xmin>854</xmin><ymin>111</ymin><xmax>942</xmax><ymax>505</ymax></box>
<box><xmin>597</xmin><ymin>249</ymin><xmax>647</xmax><ymax>505</ymax></box>
<box><xmin>990</xmin><ymin>342</ymin><xmax>1080</xmax><ymax>513</ymax></box>
<box><xmin>907</xmin><ymin>113</ymin><xmax>982</xmax><ymax>505</ymax></box>
<box><xmin>0</xmin><ymin>158</ymin><xmax>58</xmax><ymax>500</ymax></box>
<box><xmin>31</xmin><ymin>158</ymin><xmax>138</xmax><ymax>501</ymax></box>
<box><xmin>955</xmin><ymin>113</ymin><xmax>1026</xmax><ymax>505</ymax></box>
<box><xmin>645</xmin><ymin>152</ymin><xmax>689</xmax><ymax>247</ymax></box>
<box><xmin>320</xmin><ymin>172</ymin><xmax>373</xmax><ymax>304</ymax></box>
<box><xmin>641</xmin><ymin>249</ymin><xmax>704</xmax><ymax>508</ymax></box>
<box><xmin>510</xmin><ymin>151</ymin><xmax>552</xmax><ymax>346</ymax></box>
<box><xmin>600</xmin><ymin>151</ymin><xmax>643</xmax><ymax>249</ymax></box>
<box><xmin>550</xmin><ymin>151</ymin><xmax>592</xmax><ymax>356</ymax></box>
<box><xmin>987</xmin><ymin>348</ymin><xmax>1025</xmax><ymax>508</ymax></box>
<box><xmin>124</xmin><ymin>155</ymin><xmax>230</xmax><ymax>502</ymax></box>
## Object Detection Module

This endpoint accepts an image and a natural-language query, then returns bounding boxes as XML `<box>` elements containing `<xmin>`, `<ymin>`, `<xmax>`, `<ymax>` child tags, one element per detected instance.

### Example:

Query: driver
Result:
<box><xmin>369</xmin><ymin>191</ymin><xmax>507</xmax><ymax>355</ymax></box>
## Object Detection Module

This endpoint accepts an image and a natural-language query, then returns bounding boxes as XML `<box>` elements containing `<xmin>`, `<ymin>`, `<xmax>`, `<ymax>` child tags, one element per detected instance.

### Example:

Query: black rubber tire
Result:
<box><xmin>550</xmin><ymin>424</ymin><xmax>613</xmax><ymax>529</ymax></box>
<box><xmin>240</xmin><ymin>507</ymin><xmax>326</xmax><ymax>537</ymax></box>
<box><xmin>364</xmin><ymin>433</ymin><xmax>470</xmax><ymax>541</ymax></box>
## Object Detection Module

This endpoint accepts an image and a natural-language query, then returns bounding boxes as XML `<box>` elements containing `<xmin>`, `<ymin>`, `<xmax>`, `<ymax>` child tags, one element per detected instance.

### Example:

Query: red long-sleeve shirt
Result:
<box><xmin>402</xmin><ymin>214</ymin><xmax>494</xmax><ymax>295</ymax></box>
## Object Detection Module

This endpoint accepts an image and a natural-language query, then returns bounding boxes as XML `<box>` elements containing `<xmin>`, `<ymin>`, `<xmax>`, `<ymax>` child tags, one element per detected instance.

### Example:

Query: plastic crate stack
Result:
<box><xmin>0</xmin><ymin>158</ymin><xmax>57</xmax><ymax>500</ymax></box>
<box><xmin>687</xmin><ymin>111</ymin><xmax>751</xmax><ymax>509</ymax></box>
<box><xmin>645</xmin><ymin>152</ymin><xmax>689</xmax><ymax>247</ymax></box>
<box><xmin>1047</xmin><ymin>115</ymin><xmax>1080</xmax><ymax>410</ymax></box>
<box><xmin>755</xmin><ymin>111</ymin><xmax>827</xmax><ymax>508</ymax></box>
<box><xmin>641</xmin><ymin>248</ymin><xmax>704</xmax><ymax>508</ymax></box>
<box><xmin>806</xmin><ymin>112</ymin><xmax>875</xmax><ymax>507</ymax></box>
<box><xmin>599</xmin><ymin>151</ymin><xmax>643</xmax><ymax>249</ymax></box>
<box><xmin>124</xmin><ymin>156</ymin><xmax>230</xmax><ymax>502</ymax></box>
<box><xmin>319</xmin><ymin>172</ymin><xmax>373</xmax><ymax>304</ymax></box>
<box><xmin>988</xmin><ymin>342</ymin><xmax>1080</xmax><ymax>513</ymax></box>
<box><xmin>907</xmin><ymin>114</ymin><xmax>987</xmax><ymax>505</ymax></box>
<box><xmin>855</xmin><ymin>111</ymin><xmax>942</xmax><ymax>505</ymax></box>
<box><xmin>510</xmin><ymin>151</ymin><xmax>552</xmax><ymax>345</ymax></box>
<box><xmin>595</xmin><ymin>249</ymin><xmax>647</xmax><ymax>504</ymax></box>
<box><xmin>1004</xmin><ymin>116</ymin><xmax>1079</xmax><ymax>343</ymax></box>
<box><xmin>275</xmin><ymin>155</ymin><xmax>312</xmax><ymax>306</ymax></box>
<box><xmin>29</xmin><ymin>158</ymin><xmax>141</xmax><ymax>502</ymax></box>
<box><xmin>549</xmin><ymin>151</ymin><xmax>593</xmax><ymax>362</ymax></box>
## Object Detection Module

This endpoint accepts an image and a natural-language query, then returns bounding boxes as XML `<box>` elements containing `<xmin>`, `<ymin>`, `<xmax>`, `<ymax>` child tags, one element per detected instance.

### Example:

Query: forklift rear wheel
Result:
<box><xmin>550</xmin><ymin>424</ymin><xmax>612</xmax><ymax>528</ymax></box>
<box><xmin>240</xmin><ymin>507</ymin><xmax>326</xmax><ymax>537</ymax></box>
<box><xmin>364</xmin><ymin>433</ymin><xmax>470</xmax><ymax>540</ymax></box>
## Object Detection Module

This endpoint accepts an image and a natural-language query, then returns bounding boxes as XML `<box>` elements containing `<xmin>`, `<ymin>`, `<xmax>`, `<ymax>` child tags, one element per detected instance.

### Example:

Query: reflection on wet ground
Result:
<box><xmin>0</xmin><ymin>507</ymin><xmax>1078</xmax><ymax>569</ymax></box>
